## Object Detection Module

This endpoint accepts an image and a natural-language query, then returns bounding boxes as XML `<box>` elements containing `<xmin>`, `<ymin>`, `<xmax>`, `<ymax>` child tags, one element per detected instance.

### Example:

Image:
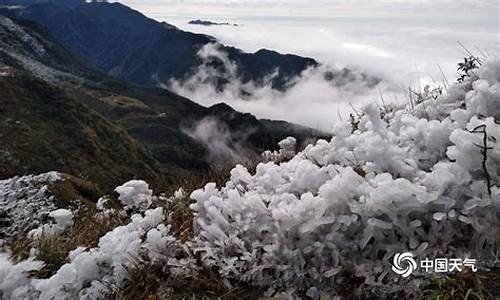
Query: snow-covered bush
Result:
<box><xmin>33</xmin><ymin>208</ymin><xmax>167</xmax><ymax>299</ymax></box>
<box><xmin>114</xmin><ymin>180</ymin><xmax>153</xmax><ymax>211</ymax></box>
<box><xmin>190</xmin><ymin>60</ymin><xmax>500</xmax><ymax>296</ymax></box>
<box><xmin>0</xmin><ymin>207</ymin><xmax>192</xmax><ymax>299</ymax></box>
<box><xmin>28</xmin><ymin>209</ymin><xmax>74</xmax><ymax>240</ymax></box>
<box><xmin>0</xmin><ymin>254</ymin><xmax>43</xmax><ymax>300</ymax></box>
<box><xmin>262</xmin><ymin>136</ymin><xmax>297</xmax><ymax>162</ymax></box>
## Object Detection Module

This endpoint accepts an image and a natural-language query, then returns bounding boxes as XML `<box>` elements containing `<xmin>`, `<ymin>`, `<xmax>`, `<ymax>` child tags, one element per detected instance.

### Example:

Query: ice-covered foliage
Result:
<box><xmin>0</xmin><ymin>207</ymin><xmax>192</xmax><ymax>299</ymax></box>
<box><xmin>0</xmin><ymin>254</ymin><xmax>43</xmax><ymax>300</ymax></box>
<box><xmin>114</xmin><ymin>180</ymin><xmax>153</xmax><ymax>211</ymax></box>
<box><xmin>96</xmin><ymin>197</ymin><xmax>110</xmax><ymax>211</ymax></box>
<box><xmin>0</xmin><ymin>172</ymin><xmax>63</xmax><ymax>239</ymax></box>
<box><xmin>33</xmin><ymin>208</ymin><xmax>166</xmax><ymax>299</ymax></box>
<box><xmin>262</xmin><ymin>136</ymin><xmax>297</xmax><ymax>162</ymax></box>
<box><xmin>28</xmin><ymin>209</ymin><xmax>74</xmax><ymax>240</ymax></box>
<box><xmin>190</xmin><ymin>60</ymin><xmax>500</xmax><ymax>295</ymax></box>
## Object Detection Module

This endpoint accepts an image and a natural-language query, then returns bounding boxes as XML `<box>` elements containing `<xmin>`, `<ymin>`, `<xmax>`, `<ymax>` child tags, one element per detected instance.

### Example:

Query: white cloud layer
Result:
<box><xmin>118</xmin><ymin>0</ymin><xmax>500</xmax><ymax>16</ymax></box>
<box><xmin>169</xmin><ymin>43</ymin><xmax>400</xmax><ymax>130</ymax></box>
<box><xmin>117</xmin><ymin>0</ymin><xmax>499</xmax><ymax>129</ymax></box>
<box><xmin>118</xmin><ymin>0</ymin><xmax>498</xmax><ymax>7</ymax></box>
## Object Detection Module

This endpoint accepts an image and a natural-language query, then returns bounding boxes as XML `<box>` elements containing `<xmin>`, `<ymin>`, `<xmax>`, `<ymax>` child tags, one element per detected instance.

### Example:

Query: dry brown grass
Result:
<box><xmin>49</xmin><ymin>174</ymin><xmax>102</xmax><ymax>207</ymax></box>
<box><xmin>169</xmin><ymin>198</ymin><xmax>195</xmax><ymax>243</ymax></box>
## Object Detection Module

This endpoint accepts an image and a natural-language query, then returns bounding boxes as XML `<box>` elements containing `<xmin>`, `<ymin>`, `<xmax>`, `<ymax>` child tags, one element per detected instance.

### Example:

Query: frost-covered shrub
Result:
<box><xmin>0</xmin><ymin>254</ymin><xmax>43</xmax><ymax>300</ymax></box>
<box><xmin>262</xmin><ymin>136</ymin><xmax>297</xmax><ymax>163</ymax></box>
<box><xmin>32</xmin><ymin>208</ymin><xmax>164</xmax><ymax>299</ymax></box>
<box><xmin>0</xmin><ymin>180</ymin><xmax>202</xmax><ymax>299</ymax></box>
<box><xmin>30</xmin><ymin>207</ymin><xmax>194</xmax><ymax>299</ymax></box>
<box><xmin>28</xmin><ymin>209</ymin><xmax>74</xmax><ymax>239</ymax></box>
<box><xmin>190</xmin><ymin>60</ymin><xmax>500</xmax><ymax>296</ymax></box>
<box><xmin>114</xmin><ymin>180</ymin><xmax>153</xmax><ymax>211</ymax></box>
<box><xmin>0</xmin><ymin>206</ymin><xmax>193</xmax><ymax>299</ymax></box>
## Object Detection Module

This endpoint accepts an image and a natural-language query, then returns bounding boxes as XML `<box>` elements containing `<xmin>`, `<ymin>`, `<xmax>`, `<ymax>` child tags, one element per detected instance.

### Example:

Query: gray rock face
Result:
<box><xmin>0</xmin><ymin>172</ymin><xmax>61</xmax><ymax>239</ymax></box>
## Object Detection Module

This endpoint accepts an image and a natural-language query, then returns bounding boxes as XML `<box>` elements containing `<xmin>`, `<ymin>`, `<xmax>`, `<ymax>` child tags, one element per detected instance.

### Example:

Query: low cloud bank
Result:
<box><xmin>170</xmin><ymin>43</ymin><xmax>400</xmax><ymax>130</ymax></box>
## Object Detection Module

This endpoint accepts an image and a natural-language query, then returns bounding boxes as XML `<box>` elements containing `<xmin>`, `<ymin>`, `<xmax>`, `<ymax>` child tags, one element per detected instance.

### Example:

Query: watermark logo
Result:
<box><xmin>391</xmin><ymin>252</ymin><xmax>477</xmax><ymax>277</ymax></box>
<box><xmin>392</xmin><ymin>252</ymin><xmax>417</xmax><ymax>278</ymax></box>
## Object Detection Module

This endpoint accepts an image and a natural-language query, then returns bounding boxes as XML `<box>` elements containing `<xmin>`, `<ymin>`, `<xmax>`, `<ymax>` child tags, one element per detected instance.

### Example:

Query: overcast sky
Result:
<box><xmin>117</xmin><ymin>0</ymin><xmax>500</xmax><ymax>16</ymax></box>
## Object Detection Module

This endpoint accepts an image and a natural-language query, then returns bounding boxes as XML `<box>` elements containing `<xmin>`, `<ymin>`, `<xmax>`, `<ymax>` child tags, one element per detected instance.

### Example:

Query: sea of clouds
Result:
<box><xmin>120</xmin><ymin>0</ymin><xmax>499</xmax><ymax>130</ymax></box>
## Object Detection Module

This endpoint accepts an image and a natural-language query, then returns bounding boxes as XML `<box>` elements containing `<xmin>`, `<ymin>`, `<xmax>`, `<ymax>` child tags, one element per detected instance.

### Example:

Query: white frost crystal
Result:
<box><xmin>0</xmin><ymin>206</ymin><xmax>193</xmax><ymax>299</ymax></box>
<box><xmin>0</xmin><ymin>254</ymin><xmax>43</xmax><ymax>300</ymax></box>
<box><xmin>28</xmin><ymin>209</ymin><xmax>74</xmax><ymax>239</ymax></box>
<box><xmin>262</xmin><ymin>136</ymin><xmax>297</xmax><ymax>162</ymax></box>
<box><xmin>33</xmin><ymin>208</ymin><xmax>182</xmax><ymax>299</ymax></box>
<box><xmin>114</xmin><ymin>180</ymin><xmax>153</xmax><ymax>210</ymax></box>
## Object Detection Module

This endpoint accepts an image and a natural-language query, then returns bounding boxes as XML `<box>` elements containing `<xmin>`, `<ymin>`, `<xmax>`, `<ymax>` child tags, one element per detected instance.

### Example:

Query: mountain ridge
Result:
<box><xmin>1</xmin><ymin>0</ymin><xmax>318</xmax><ymax>90</ymax></box>
<box><xmin>0</xmin><ymin>14</ymin><xmax>323</xmax><ymax>191</ymax></box>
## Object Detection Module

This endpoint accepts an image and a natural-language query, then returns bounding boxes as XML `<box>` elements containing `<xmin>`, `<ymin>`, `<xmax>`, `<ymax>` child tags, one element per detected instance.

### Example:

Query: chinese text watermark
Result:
<box><xmin>392</xmin><ymin>252</ymin><xmax>477</xmax><ymax>278</ymax></box>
